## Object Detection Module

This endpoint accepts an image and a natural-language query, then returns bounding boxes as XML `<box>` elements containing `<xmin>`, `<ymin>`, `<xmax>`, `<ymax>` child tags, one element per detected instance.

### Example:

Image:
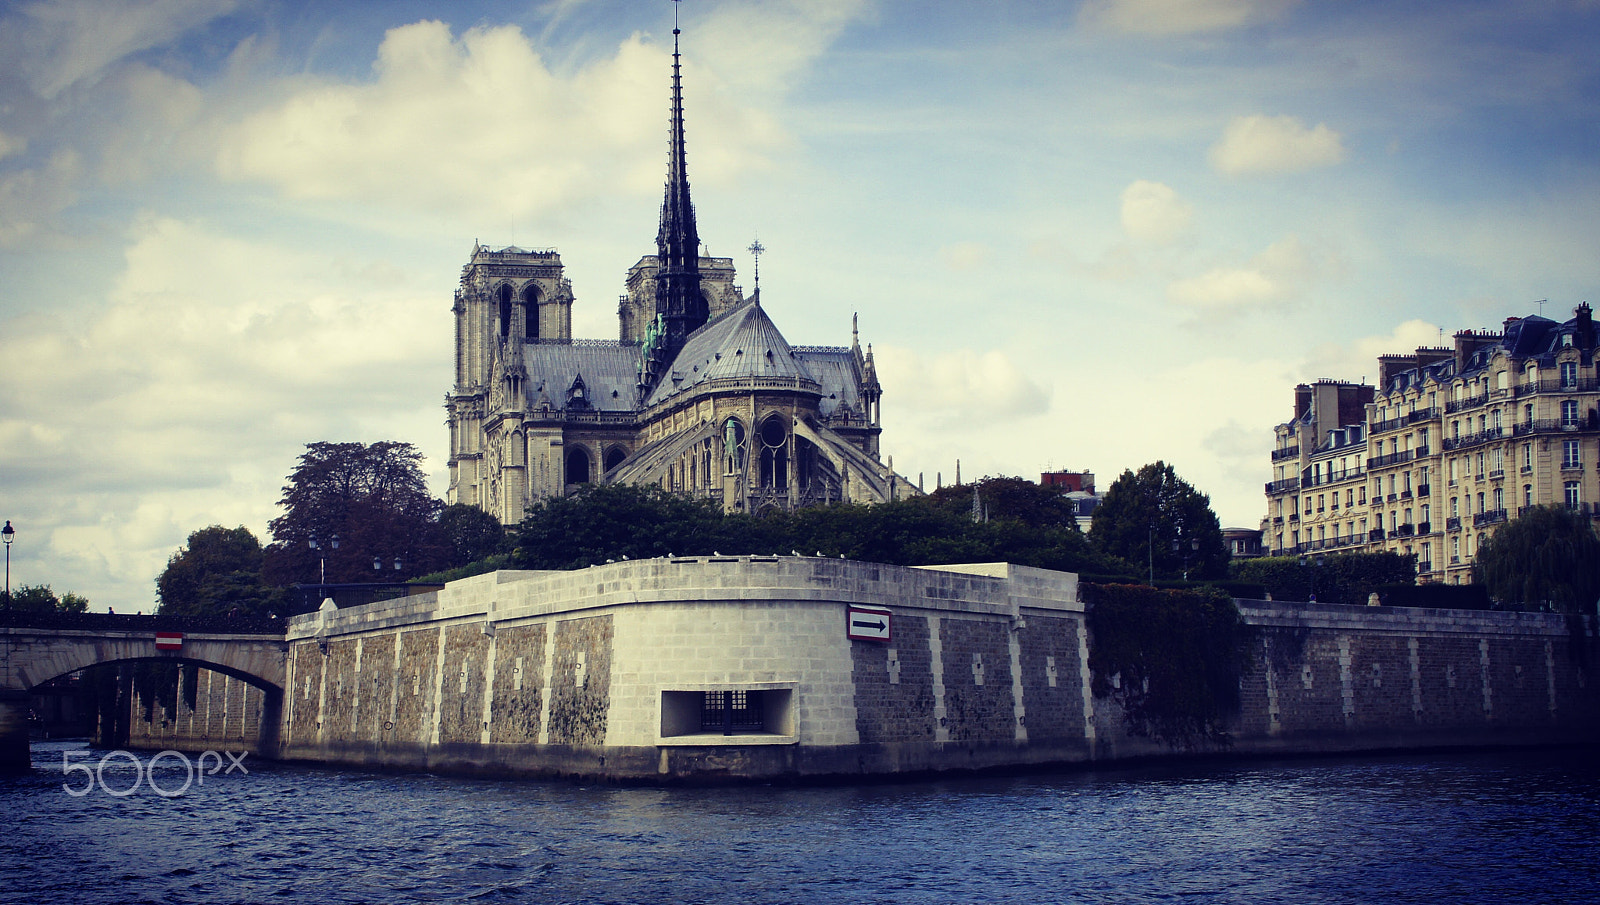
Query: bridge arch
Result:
<box><xmin>2</xmin><ymin>622</ymin><xmax>288</xmax><ymax>773</ymax></box>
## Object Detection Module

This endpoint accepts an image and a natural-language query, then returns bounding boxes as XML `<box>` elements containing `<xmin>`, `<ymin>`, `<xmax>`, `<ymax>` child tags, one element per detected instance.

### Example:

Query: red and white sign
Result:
<box><xmin>154</xmin><ymin>632</ymin><xmax>184</xmax><ymax>651</ymax></box>
<box><xmin>847</xmin><ymin>604</ymin><xmax>892</xmax><ymax>642</ymax></box>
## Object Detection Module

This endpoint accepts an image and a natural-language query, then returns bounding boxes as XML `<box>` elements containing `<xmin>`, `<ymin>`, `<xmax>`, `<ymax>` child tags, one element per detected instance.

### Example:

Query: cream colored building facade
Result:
<box><xmin>1266</xmin><ymin>304</ymin><xmax>1600</xmax><ymax>584</ymax></box>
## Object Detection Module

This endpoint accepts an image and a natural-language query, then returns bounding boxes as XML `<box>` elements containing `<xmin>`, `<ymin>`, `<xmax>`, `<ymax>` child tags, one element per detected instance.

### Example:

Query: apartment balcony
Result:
<box><xmin>1368</xmin><ymin>450</ymin><xmax>1417</xmax><ymax>469</ymax></box>
<box><xmin>1396</xmin><ymin>523</ymin><xmax>1415</xmax><ymax>537</ymax></box>
<box><xmin>1265</xmin><ymin>478</ymin><xmax>1298</xmax><ymax>494</ymax></box>
<box><xmin>1417</xmin><ymin>560</ymin><xmax>1433</xmax><ymax>574</ymax></box>
<box><xmin>1445</xmin><ymin>516</ymin><xmax>1462</xmax><ymax>531</ymax></box>
<box><xmin>1417</xmin><ymin>521</ymin><xmax>1432</xmax><ymax>535</ymax></box>
<box><xmin>1473</xmin><ymin>509</ymin><xmax>1508</xmax><ymax>528</ymax></box>
<box><xmin>1271</xmin><ymin>446</ymin><xmax>1301</xmax><ymax>462</ymax></box>
<box><xmin>1512</xmin><ymin>375</ymin><xmax>1600</xmax><ymax>397</ymax></box>
<box><xmin>1489</xmin><ymin>468</ymin><xmax>1505</xmax><ymax>480</ymax></box>
<box><xmin>1445</xmin><ymin>392</ymin><xmax>1489</xmax><ymax>414</ymax></box>
<box><xmin>1368</xmin><ymin>528</ymin><xmax>1386</xmax><ymax>541</ymax></box>
<box><xmin>1442</xmin><ymin>428</ymin><xmax>1504</xmax><ymax>452</ymax></box>
<box><xmin>1416</xmin><ymin>483</ymin><xmax>1431</xmax><ymax>496</ymax></box>
<box><xmin>1561</xmin><ymin>461</ymin><xmax>1586</xmax><ymax>472</ymax></box>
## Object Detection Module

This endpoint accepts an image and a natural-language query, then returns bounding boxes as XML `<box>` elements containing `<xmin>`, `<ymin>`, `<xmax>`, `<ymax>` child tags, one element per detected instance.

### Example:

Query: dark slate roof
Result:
<box><xmin>795</xmin><ymin>348</ymin><xmax>866</xmax><ymax>420</ymax></box>
<box><xmin>644</xmin><ymin>298</ymin><xmax>820</xmax><ymax>408</ymax></box>
<box><xmin>518</xmin><ymin>341</ymin><xmax>641</xmax><ymax>413</ymax></box>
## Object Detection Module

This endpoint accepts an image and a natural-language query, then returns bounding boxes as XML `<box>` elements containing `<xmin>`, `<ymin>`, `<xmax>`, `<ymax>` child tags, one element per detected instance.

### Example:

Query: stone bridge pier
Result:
<box><xmin>1</xmin><ymin>623</ymin><xmax>287</xmax><ymax>773</ymax></box>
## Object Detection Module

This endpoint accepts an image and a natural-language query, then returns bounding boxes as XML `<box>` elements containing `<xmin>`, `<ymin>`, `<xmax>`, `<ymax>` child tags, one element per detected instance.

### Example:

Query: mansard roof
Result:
<box><xmin>644</xmin><ymin>297</ymin><xmax>820</xmax><ymax>408</ymax></box>
<box><xmin>518</xmin><ymin>341</ymin><xmax>640</xmax><ymax>413</ymax></box>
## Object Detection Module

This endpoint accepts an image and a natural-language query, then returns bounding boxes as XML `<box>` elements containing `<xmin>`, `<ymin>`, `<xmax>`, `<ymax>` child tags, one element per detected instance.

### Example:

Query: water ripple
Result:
<box><xmin>3</xmin><ymin>742</ymin><xmax>1599</xmax><ymax>904</ymax></box>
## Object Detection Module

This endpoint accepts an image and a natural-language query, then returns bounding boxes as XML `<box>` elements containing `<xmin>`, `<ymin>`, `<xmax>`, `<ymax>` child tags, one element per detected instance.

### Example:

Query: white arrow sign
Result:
<box><xmin>847</xmin><ymin>604</ymin><xmax>892</xmax><ymax>642</ymax></box>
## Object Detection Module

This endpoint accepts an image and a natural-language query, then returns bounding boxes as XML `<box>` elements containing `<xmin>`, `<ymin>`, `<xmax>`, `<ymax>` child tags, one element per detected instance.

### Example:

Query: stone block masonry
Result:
<box><xmin>128</xmin><ymin>558</ymin><xmax>1600</xmax><ymax>781</ymax></box>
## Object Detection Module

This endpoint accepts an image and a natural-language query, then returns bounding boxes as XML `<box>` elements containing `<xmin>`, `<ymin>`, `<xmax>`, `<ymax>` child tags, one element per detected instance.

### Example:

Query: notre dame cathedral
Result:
<box><xmin>446</xmin><ymin>28</ymin><xmax>913</xmax><ymax>524</ymax></box>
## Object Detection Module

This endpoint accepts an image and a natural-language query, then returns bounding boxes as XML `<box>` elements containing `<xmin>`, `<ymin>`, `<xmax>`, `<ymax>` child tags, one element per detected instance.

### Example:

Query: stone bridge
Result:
<box><xmin>0</xmin><ymin>613</ymin><xmax>288</xmax><ymax>772</ymax></box>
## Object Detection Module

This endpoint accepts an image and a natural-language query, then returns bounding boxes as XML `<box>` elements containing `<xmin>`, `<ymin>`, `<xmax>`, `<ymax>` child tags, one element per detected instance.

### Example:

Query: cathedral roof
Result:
<box><xmin>518</xmin><ymin>341</ymin><xmax>640</xmax><ymax>413</ymax></box>
<box><xmin>643</xmin><ymin>297</ymin><xmax>820</xmax><ymax>408</ymax></box>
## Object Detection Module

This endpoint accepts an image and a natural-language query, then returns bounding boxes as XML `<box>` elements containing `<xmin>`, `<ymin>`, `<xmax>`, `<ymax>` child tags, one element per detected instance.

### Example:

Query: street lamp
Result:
<box><xmin>1175</xmin><ymin>537</ymin><xmax>1200</xmax><ymax>581</ymax></box>
<box><xmin>373</xmin><ymin>556</ymin><xmax>403</xmax><ymax>573</ymax></box>
<box><xmin>309</xmin><ymin>533</ymin><xmax>339</xmax><ymax>585</ymax></box>
<box><xmin>2</xmin><ymin>520</ymin><xmax>13</xmax><ymax>608</ymax></box>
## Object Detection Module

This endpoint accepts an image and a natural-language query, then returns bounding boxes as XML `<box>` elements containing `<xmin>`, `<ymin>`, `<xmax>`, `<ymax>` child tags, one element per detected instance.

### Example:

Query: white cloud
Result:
<box><xmin>213</xmin><ymin>21</ymin><xmax>786</xmax><ymax>225</ymax></box>
<box><xmin>0</xmin><ymin>216</ymin><xmax>450</xmax><ymax>610</ymax></box>
<box><xmin>1120</xmin><ymin>179</ymin><xmax>1192</xmax><ymax>244</ymax></box>
<box><xmin>1165</xmin><ymin>234</ymin><xmax>1341</xmax><ymax>313</ymax></box>
<box><xmin>1209</xmin><ymin>114</ymin><xmax>1346</xmax><ymax>175</ymax></box>
<box><xmin>0</xmin><ymin>129</ymin><xmax>24</xmax><ymax>162</ymax></box>
<box><xmin>3</xmin><ymin>0</ymin><xmax>240</xmax><ymax>98</ymax></box>
<box><xmin>1304</xmin><ymin>318</ymin><xmax>1445</xmax><ymax>386</ymax></box>
<box><xmin>0</xmin><ymin>148</ymin><xmax>81</xmax><ymax>246</ymax></box>
<box><xmin>872</xmin><ymin>345</ymin><xmax>1050</xmax><ymax>428</ymax></box>
<box><xmin>1078</xmin><ymin>0</ymin><xmax>1297</xmax><ymax>36</ymax></box>
<box><xmin>940</xmin><ymin>241</ymin><xmax>990</xmax><ymax>270</ymax></box>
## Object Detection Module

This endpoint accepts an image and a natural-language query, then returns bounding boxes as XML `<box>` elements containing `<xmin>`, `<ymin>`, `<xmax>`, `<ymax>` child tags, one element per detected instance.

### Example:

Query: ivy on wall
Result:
<box><xmin>1083</xmin><ymin>583</ymin><xmax>1253</xmax><ymax>748</ymax></box>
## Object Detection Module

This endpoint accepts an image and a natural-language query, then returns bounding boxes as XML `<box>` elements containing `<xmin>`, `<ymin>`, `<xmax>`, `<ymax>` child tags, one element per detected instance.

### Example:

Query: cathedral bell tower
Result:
<box><xmin>641</xmin><ymin>24</ymin><xmax>705</xmax><ymax>390</ymax></box>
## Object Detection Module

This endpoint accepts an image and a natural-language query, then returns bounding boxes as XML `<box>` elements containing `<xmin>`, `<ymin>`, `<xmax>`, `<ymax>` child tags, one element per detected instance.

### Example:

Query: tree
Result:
<box><xmin>1230</xmin><ymin>551</ymin><xmax>1416</xmax><ymax>606</ymax></box>
<box><xmin>926</xmin><ymin>476</ymin><xmax>1082</xmax><ymax>530</ymax></box>
<box><xmin>6</xmin><ymin>584</ymin><xmax>89</xmax><ymax>613</ymax></box>
<box><xmin>1090</xmin><ymin>461</ymin><xmax>1227</xmax><ymax>582</ymax></box>
<box><xmin>1475</xmin><ymin>505</ymin><xmax>1600</xmax><ymax>613</ymax></box>
<box><xmin>262</xmin><ymin>441</ymin><xmax>449</xmax><ymax>586</ymax></box>
<box><xmin>157</xmin><ymin>525</ymin><xmax>281</xmax><ymax>617</ymax></box>
<box><xmin>437</xmin><ymin>503</ymin><xmax>507</xmax><ymax>565</ymax></box>
<box><xmin>512</xmin><ymin>483</ymin><xmax>736</xmax><ymax>569</ymax></box>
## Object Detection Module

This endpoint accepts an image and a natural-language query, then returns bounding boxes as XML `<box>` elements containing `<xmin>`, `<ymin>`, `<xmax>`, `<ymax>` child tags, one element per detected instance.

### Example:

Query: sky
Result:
<box><xmin>3</xmin><ymin>0</ymin><xmax>1600</xmax><ymax>612</ymax></box>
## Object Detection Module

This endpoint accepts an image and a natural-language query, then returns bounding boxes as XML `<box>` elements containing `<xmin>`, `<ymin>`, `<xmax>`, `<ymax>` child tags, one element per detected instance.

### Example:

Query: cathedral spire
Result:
<box><xmin>648</xmin><ymin>12</ymin><xmax>704</xmax><ymax>385</ymax></box>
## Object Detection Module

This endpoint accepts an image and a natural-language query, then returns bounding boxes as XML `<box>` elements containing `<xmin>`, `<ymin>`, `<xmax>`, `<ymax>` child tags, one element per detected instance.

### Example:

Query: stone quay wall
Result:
<box><xmin>128</xmin><ymin>558</ymin><xmax>1600</xmax><ymax>781</ymax></box>
<box><xmin>129</xmin><ymin>667</ymin><xmax>267</xmax><ymax>754</ymax></box>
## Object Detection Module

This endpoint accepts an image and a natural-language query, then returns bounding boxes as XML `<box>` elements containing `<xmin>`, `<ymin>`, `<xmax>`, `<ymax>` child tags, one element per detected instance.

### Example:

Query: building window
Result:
<box><xmin>1477</xmin><ymin>492</ymin><xmax>1485</xmax><ymax>513</ymax></box>
<box><xmin>1563</xmin><ymin>399</ymin><xmax>1580</xmax><ymax>428</ymax></box>
<box><xmin>1564</xmin><ymin>439</ymin><xmax>1582</xmax><ymax>469</ymax></box>
<box><xmin>1566</xmin><ymin>481</ymin><xmax>1583</xmax><ymax>507</ymax></box>
<box><xmin>1524</xmin><ymin>484</ymin><xmax>1533</xmax><ymax>508</ymax></box>
<box><xmin>1561</xmin><ymin>361</ymin><xmax>1578</xmax><ymax>389</ymax></box>
<box><xmin>1522</xmin><ymin>443</ymin><xmax>1533</xmax><ymax>470</ymax></box>
<box><xmin>1493</xmin><ymin>487</ymin><xmax>1503</xmax><ymax>512</ymax></box>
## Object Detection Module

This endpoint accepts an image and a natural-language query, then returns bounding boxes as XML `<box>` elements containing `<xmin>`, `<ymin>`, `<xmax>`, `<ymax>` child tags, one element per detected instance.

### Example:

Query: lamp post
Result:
<box><xmin>372</xmin><ymin>555</ymin><xmax>403</xmax><ymax>574</ymax></box>
<box><xmin>1175</xmin><ymin>537</ymin><xmax>1200</xmax><ymax>581</ymax></box>
<box><xmin>2</xmin><ymin>520</ymin><xmax>13</xmax><ymax>608</ymax></box>
<box><xmin>309</xmin><ymin>534</ymin><xmax>339</xmax><ymax>585</ymax></box>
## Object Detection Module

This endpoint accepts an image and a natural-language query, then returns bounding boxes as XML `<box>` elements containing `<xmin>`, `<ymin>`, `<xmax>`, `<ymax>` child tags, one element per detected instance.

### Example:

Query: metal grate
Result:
<box><xmin>700</xmin><ymin>690</ymin><xmax>764</xmax><ymax>735</ymax></box>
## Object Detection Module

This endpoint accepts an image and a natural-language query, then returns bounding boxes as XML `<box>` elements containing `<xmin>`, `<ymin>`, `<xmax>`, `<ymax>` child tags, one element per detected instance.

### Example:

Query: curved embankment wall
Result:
<box><xmin>129</xmin><ymin>558</ymin><xmax>1600</xmax><ymax>780</ymax></box>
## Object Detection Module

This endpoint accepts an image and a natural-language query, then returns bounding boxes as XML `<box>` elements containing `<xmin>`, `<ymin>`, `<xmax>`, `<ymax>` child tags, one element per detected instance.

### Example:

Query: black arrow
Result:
<box><xmin>851</xmin><ymin>619</ymin><xmax>887</xmax><ymax>632</ymax></box>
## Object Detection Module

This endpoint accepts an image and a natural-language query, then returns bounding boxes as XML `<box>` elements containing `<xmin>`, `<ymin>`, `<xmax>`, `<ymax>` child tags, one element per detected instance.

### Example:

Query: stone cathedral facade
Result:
<box><xmin>446</xmin><ymin>31</ymin><xmax>912</xmax><ymax>525</ymax></box>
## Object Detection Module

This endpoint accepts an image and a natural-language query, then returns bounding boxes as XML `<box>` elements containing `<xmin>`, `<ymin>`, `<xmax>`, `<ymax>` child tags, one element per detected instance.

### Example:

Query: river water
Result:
<box><xmin>2</xmin><ymin>741</ymin><xmax>1597</xmax><ymax>904</ymax></box>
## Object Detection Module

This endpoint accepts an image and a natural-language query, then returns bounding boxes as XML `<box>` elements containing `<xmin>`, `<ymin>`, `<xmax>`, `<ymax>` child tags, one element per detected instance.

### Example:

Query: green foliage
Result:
<box><xmin>416</xmin><ymin>553</ymin><xmax>516</xmax><ymax>584</ymax></box>
<box><xmin>510</xmin><ymin>483</ymin><xmax>1128</xmax><ymax>574</ymax></box>
<box><xmin>1475</xmin><ymin>505</ymin><xmax>1600</xmax><ymax>614</ymax></box>
<box><xmin>1229</xmin><ymin>551</ymin><xmax>1416</xmax><ymax>605</ymax></box>
<box><xmin>926</xmin><ymin>475</ymin><xmax>1082</xmax><ymax>530</ymax></box>
<box><xmin>1083</xmin><ymin>583</ymin><xmax>1251</xmax><ymax>747</ymax></box>
<box><xmin>1090</xmin><ymin>462</ymin><xmax>1228</xmax><ymax>581</ymax></box>
<box><xmin>437</xmin><ymin>503</ymin><xmax>507</xmax><ymax>564</ymax></box>
<box><xmin>157</xmin><ymin>525</ymin><xmax>282</xmax><ymax>617</ymax></box>
<box><xmin>262</xmin><ymin>441</ymin><xmax>450</xmax><ymax>586</ymax></box>
<box><xmin>512</xmin><ymin>483</ymin><xmax>733</xmax><ymax>569</ymax></box>
<box><xmin>5</xmin><ymin>584</ymin><xmax>89</xmax><ymax>613</ymax></box>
